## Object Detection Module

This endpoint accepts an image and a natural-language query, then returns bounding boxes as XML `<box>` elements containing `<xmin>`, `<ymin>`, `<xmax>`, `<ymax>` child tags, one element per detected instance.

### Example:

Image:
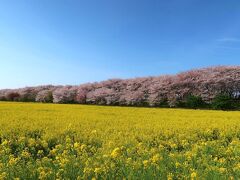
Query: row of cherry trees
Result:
<box><xmin>0</xmin><ymin>66</ymin><xmax>240</xmax><ymax>107</ymax></box>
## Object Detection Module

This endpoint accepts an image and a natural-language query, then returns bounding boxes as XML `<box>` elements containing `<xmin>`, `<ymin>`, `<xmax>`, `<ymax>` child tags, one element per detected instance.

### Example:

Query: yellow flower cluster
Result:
<box><xmin>0</xmin><ymin>102</ymin><xmax>240</xmax><ymax>179</ymax></box>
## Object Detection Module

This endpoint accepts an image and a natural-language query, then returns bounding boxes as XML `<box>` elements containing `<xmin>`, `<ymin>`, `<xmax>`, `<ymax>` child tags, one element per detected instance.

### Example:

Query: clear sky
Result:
<box><xmin>0</xmin><ymin>0</ymin><xmax>240</xmax><ymax>89</ymax></box>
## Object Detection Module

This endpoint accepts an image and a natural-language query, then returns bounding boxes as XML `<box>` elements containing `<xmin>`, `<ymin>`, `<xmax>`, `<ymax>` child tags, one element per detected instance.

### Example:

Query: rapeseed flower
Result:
<box><xmin>190</xmin><ymin>172</ymin><xmax>197</xmax><ymax>179</ymax></box>
<box><xmin>110</xmin><ymin>148</ymin><xmax>121</xmax><ymax>158</ymax></box>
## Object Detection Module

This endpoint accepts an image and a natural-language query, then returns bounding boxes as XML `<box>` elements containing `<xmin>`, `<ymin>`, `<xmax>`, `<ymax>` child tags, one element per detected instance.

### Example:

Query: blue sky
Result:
<box><xmin>0</xmin><ymin>0</ymin><xmax>240</xmax><ymax>89</ymax></box>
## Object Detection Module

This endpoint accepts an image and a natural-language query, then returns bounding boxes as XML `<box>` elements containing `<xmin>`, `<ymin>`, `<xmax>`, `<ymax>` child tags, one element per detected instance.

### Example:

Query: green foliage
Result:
<box><xmin>175</xmin><ymin>95</ymin><xmax>207</xmax><ymax>109</ymax></box>
<box><xmin>0</xmin><ymin>96</ymin><xmax>6</xmax><ymax>101</ymax></box>
<box><xmin>158</xmin><ymin>99</ymin><xmax>170</xmax><ymax>108</ymax></box>
<box><xmin>139</xmin><ymin>101</ymin><xmax>150</xmax><ymax>107</ymax></box>
<box><xmin>175</xmin><ymin>100</ymin><xmax>187</xmax><ymax>108</ymax></box>
<box><xmin>185</xmin><ymin>95</ymin><xmax>207</xmax><ymax>109</ymax></box>
<box><xmin>236</xmin><ymin>101</ymin><xmax>240</xmax><ymax>109</ymax></box>
<box><xmin>211</xmin><ymin>94</ymin><xmax>235</xmax><ymax>110</ymax></box>
<box><xmin>19</xmin><ymin>94</ymin><xmax>36</xmax><ymax>102</ymax></box>
<box><xmin>45</xmin><ymin>91</ymin><xmax>53</xmax><ymax>103</ymax></box>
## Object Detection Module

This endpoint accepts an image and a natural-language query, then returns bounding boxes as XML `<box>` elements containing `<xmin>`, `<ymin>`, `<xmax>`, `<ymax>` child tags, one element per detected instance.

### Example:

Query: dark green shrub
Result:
<box><xmin>0</xmin><ymin>96</ymin><xmax>6</xmax><ymax>101</ymax></box>
<box><xmin>19</xmin><ymin>94</ymin><xmax>36</xmax><ymax>102</ymax></box>
<box><xmin>185</xmin><ymin>95</ymin><xmax>207</xmax><ymax>109</ymax></box>
<box><xmin>175</xmin><ymin>100</ymin><xmax>186</xmax><ymax>108</ymax></box>
<box><xmin>140</xmin><ymin>101</ymin><xmax>150</xmax><ymax>107</ymax></box>
<box><xmin>211</xmin><ymin>94</ymin><xmax>235</xmax><ymax>110</ymax></box>
<box><xmin>235</xmin><ymin>101</ymin><xmax>240</xmax><ymax>109</ymax></box>
<box><xmin>158</xmin><ymin>99</ymin><xmax>170</xmax><ymax>107</ymax></box>
<box><xmin>46</xmin><ymin>91</ymin><xmax>53</xmax><ymax>103</ymax></box>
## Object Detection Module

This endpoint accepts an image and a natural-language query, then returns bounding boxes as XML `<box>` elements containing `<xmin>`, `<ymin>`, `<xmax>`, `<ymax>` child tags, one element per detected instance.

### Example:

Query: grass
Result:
<box><xmin>0</xmin><ymin>102</ymin><xmax>240</xmax><ymax>179</ymax></box>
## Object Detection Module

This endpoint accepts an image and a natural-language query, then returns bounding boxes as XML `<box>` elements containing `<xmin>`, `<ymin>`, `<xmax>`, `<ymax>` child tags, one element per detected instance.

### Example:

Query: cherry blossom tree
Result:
<box><xmin>36</xmin><ymin>90</ymin><xmax>53</xmax><ymax>103</ymax></box>
<box><xmin>0</xmin><ymin>66</ymin><xmax>239</xmax><ymax>107</ymax></box>
<box><xmin>53</xmin><ymin>86</ymin><xmax>77</xmax><ymax>103</ymax></box>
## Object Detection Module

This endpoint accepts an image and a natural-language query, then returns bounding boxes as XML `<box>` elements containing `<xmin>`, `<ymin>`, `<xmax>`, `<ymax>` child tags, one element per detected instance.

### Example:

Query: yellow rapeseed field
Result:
<box><xmin>0</xmin><ymin>102</ymin><xmax>240</xmax><ymax>179</ymax></box>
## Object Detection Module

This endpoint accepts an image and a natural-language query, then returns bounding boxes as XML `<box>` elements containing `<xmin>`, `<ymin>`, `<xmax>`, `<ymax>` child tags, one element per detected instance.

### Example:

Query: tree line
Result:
<box><xmin>0</xmin><ymin>66</ymin><xmax>240</xmax><ymax>110</ymax></box>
